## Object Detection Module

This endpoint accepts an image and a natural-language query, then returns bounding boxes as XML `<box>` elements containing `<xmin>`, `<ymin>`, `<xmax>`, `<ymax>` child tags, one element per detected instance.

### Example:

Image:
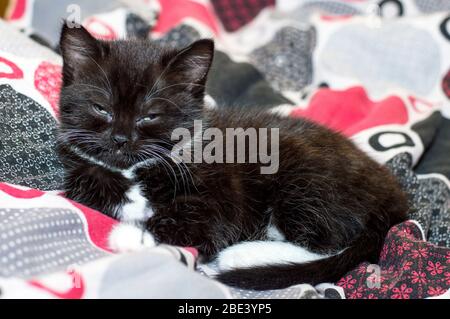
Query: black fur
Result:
<box><xmin>57</xmin><ymin>23</ymin><xmax>408</xmax><ymax>290</ymax></box>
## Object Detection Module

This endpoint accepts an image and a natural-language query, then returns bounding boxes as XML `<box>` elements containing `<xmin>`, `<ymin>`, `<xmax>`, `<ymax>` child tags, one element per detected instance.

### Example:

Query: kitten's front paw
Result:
<box><xmin>108</xmin><ymin>223</ymin><xmax>156</xmax><ymax>253</ymax></box>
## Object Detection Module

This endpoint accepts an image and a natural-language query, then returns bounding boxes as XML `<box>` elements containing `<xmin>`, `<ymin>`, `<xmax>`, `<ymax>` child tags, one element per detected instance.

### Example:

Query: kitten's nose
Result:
<box><xmin>111</xmin><ymin>134</ymin><xmax>129</xmax><ymax>148</ymax></box>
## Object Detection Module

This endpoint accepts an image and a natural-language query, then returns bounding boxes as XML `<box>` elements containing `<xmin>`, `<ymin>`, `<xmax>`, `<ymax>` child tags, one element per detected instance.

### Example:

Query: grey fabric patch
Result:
<box><xmin>324</xmin><ymin>287</ymin><xmax>343</xmax><ymax>299</ymax></box>
<box><xmin>414</xmin><ymin>0</ymin><xmax>450</xmax><ymax>13</ymax></box>
<box><xmin>199</xmin><ymin>260</ymin><xmax>326</xmax><ymax>299</ymax></box>
<box><xmin>386</xmin><ymin>153</ymin><xmax>450</xmax><ymax>247</ymax></box>
<box><xmin>126</xmin><ymin>12</ymin><xmax>151</xmax><ymax>39</ymax></box>
<box><xmin>411</xmin><ymin>112</ymin><xmax>442</xmax><ymax>150</ymax></box>
<box><xmin>251</xmin><ymin>26</ymin><xmax>315</xmax><ymax>92</ymax></box>
<box><xmin>155</xmin><ymin>24</ymin><xmax>201</xmax><ymax>49</ymax></box>
<box><xmin>206</xmin><ymin>51</ymin><xmax>293</xmax><ymax>108</ymax></box>
<box><xmin>230</xmin><ymin>284</ymin><xmax>323</xmax><ymax>299</ymax></box>
<box><xmin>0</xmin><ymin>84</ymin><xmax>64</xmax><ymax>190</ymax></box>
<box><xmin>293</xmin><ymin>0</ymin><xmax>361</xmax><ymax>18</ymax></box>
<box><xmin>420</xmin><ymin>178</ymin><xmax>450</xmax><ymax>247</ymax></box>
<box><xmin>415</xmin><ymin>118</ymin><xmax>450</xmax><ymax>179</ymax></box>
<box><xmin>0</xmin><ymin>207</ymin><xmax>107</xmax><ymax>278</ymax></box>
<box><xmin>320</xmin><ymin>24</ymin><xmax>441</xmax><ymax>96</ymax></box>
<box><xmin>98</xmin><ymin>251</ymin><xmax>229</xmax><ymax>298</ymax></box>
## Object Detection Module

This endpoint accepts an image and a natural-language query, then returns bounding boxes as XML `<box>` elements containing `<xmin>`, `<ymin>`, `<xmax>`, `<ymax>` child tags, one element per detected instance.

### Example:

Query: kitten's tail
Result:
<box><xmin>215</xmin><ymin>235</ymin><xmax>380</xmax><ymax>290</ymax></box>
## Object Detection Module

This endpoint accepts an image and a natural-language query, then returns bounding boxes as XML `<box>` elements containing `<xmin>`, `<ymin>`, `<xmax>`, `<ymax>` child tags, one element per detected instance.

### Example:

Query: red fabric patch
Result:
<box><xmin>183</xmin><ymin>247</ymin><xmax>199</xmax><ymax>258</ymax></box>
<box><xmin>0</xmin><ymin>56</ymin><xmax>23</xmax><ymax>79</ymax></box>
<box><xmin>211</xmin><ymin>0</ymin><xmax>274</xmax><ymax>32</ymax></box>
<box><xmin>7</xmin><ymin>0</ymin><xmax>27</xmax><ymax>20</ymax></box>
<box><xmin>28</xmin><ymin>270</ymin><xmax>85</xmax><ymax>299</ymax></box>
<box><xmin>320</xmin><ymin>15</ymin><xmax>354</xmax><ymax>21</ymax></box>
<box><xmin>84</xmin><ymin>17</ymin><xmax>118</xmax><ymax>40</ymax></box>
<box><xmin>0</xmin><ymin>183</ymin><xmax>45</xmax><ymax>199</ymax></box>
<box><xmin>69</xmin><ymin>200</ymin><xmax>118</xmax><ymax>253</ymax></box>
<box><xmin>290</xmin><ymin>86</ymin><xmax>409</xmax><ymax>136</ymax></box>
<box><xmin>34</xmin><ymin>61</ymin><xmax>62</xmax><ymax>117</ymax></box>
<box><xmin>153</xmin><ymin>0</ymin><xmax>220</xmax><ymax>35</ymax></box>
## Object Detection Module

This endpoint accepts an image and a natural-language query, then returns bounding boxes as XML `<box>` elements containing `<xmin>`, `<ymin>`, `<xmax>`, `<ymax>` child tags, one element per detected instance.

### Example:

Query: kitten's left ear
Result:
<box><xmin>59</xmin><ymin>22</ymin><xmax>104</xmax><ymax>85</ymax></box>
<box><xmin>163</xmin><ymin>39</ymin><xmax>214</xmax><ymax>93</ymax></box>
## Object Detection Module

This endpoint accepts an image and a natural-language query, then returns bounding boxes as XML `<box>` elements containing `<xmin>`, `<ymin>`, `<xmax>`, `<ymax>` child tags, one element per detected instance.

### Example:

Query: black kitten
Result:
<box><xmin>57</xmin><ymin>24</ymin><xmax>408</xmax><ymax>290</ymax></box>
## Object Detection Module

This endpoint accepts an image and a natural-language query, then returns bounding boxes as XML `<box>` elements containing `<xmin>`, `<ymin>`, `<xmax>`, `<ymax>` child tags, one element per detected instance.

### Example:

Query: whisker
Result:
<box><xmin>145</xmin><ymin>97</ymin><xmax>183</xmax><ymax>112</ymax></box>
<box><xmin>144</xmin><ymin>60</ymin><xmax>175</xmax><ymax>101</ymax></box>
<box><xmin>70</xmin><ymin>83</ymin><xmax>111</xmax><ymax>99</ymax></box>
<box><xmin>145</xmin><ymin>82</ymin><xmax>206</xmax><ymax>99</ymax></box>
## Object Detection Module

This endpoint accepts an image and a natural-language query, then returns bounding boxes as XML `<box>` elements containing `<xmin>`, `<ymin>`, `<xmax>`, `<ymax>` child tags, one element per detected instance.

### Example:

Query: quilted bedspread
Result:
<box><xmin>0</xmin><ymin>0</ymin><xmax>449</xmax><ymax>299</ymax></box>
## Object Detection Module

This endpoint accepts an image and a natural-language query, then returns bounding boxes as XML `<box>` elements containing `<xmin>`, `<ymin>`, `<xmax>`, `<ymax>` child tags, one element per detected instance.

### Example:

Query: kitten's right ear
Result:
<box><xmin>59</xmin><ymin>22</ymin><xmax>103</xmax><ymax>84</ymax></box>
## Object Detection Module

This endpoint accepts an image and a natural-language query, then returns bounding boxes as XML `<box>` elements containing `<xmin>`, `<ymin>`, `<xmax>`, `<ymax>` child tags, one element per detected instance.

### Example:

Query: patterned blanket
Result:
<box><xmin>0</xmin><ymin>0</ymin><xmax>449</xmax><ymax>299</ymax></box>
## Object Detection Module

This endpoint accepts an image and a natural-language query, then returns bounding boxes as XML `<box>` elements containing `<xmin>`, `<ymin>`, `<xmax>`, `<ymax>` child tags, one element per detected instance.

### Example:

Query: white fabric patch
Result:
<box><xmin>378</xmin><ymin>133</ymin><xmax>407</xmax><ymax>148</ymax></box>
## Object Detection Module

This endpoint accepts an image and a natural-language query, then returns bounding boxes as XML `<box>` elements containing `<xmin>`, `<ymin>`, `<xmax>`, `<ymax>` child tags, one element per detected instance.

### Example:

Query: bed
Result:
<box><xmin>0</xmin><ymin>0</ymin><xmax>449</xmax><ymax>299</ymax></box>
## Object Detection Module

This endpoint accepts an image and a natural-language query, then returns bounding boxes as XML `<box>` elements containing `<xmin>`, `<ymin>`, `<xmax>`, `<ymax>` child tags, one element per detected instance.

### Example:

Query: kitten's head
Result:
<box><xmin>58</xmin><ymin>23</ymin><xmax>214</xmax><ymax>168</ymax></box>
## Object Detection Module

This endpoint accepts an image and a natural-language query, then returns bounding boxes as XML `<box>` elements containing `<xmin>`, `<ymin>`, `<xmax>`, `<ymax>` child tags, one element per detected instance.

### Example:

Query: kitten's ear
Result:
<box><xmin>163</xmin><ymin>39</ymin><xmax>214</xmax><ymax>94</ymax></box>
<box><xmin>59</xmin><ymin>22</ymin><xmax>103</xmax><ymax>84</ymax></box>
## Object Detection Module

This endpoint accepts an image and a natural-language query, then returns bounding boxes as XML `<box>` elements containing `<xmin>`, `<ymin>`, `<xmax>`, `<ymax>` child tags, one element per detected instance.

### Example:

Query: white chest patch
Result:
<box><xmin>119</xmin><ymin>184</ymin><xmax>154</xmax><ymax>223</ymax></box>
<box><xmin>69</xmin><ymin>146</ymin><xmax>158</xmax><ymax>223</ymax></box>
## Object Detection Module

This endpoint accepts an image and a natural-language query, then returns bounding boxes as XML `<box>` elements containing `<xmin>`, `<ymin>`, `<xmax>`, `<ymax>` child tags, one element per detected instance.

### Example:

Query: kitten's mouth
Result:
<box><xmin>92</xmin><ymin>148</ymin><xmax>140</xmax><ymax>168</ymax></box>
<box><xmin>80</xmin><ymin>145</ymin><xmax>157</xmax><ymax>169</ymax></box>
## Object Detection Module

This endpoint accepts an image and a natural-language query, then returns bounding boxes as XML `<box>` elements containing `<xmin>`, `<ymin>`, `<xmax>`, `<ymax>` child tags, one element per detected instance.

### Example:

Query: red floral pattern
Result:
<box><xmin>391</xmin><ymin>284</ymin><xmax>413</xmax><ymax>299</ymax></box>
<box><xmin>337</xmin><ymin>222</ymin><xmax>450</xmax><ymax>299</ymax></box>
<box><xmin>428</xmin><ymin>286</ymin><xmax>446</xmax><ymax>296</ymax></box>
<box><xmin>337</xmin><ymin>275</ymin><xmax>357</xmax><ymax>289</ymax></box>
<box><xmin>427</xmin><ymin>261</ymin><xmax>444</xmax><ymax>275</ymax></box>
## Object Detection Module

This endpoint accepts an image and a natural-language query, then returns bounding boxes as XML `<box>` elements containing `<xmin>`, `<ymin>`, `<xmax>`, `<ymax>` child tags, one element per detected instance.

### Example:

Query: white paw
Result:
<box><xmin>108</xmin><ymin>223</ymin><xmax>156</xmax><ymax>253</ymax></box>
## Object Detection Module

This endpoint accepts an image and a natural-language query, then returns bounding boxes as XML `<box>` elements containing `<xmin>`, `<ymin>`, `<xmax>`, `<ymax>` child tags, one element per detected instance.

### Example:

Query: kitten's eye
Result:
<box><xmin>138</xmin><ymin>114</ymin><xmax>160</xmax><ymax>123</ymax></box>
<box><xmin>92</xmin><ymin>103</ymin><xmax>111</xmax><ymax>117</ymax></box>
